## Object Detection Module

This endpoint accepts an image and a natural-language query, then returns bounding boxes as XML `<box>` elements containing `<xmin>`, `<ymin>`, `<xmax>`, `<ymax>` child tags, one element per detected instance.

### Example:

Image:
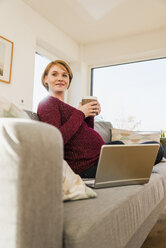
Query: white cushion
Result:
<box><xmin>0</xmin><ymin>96</ymin><xmax>29</xmax><ymax>119</ymax></box>
<box><xmin>63</xmin><ymin>160</ymin><xmax>97</xmax><ymax>201</ymax></box>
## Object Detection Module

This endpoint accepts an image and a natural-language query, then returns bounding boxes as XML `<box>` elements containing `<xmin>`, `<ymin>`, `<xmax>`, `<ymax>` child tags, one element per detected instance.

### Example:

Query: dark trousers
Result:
<box><xmin>79</xmin><ymin>141</ymin><xmax>164</xmax><ymax>178</ymax></box>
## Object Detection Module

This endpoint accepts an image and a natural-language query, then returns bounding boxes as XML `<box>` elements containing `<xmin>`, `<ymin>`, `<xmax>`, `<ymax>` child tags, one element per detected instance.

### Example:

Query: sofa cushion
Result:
<box><xmin>112</xmin><ymin>128</ymin><xmax>161</xmax><ymax>145</ymax></box>
<box><xmin>94</xmin><ymin>121</ymin><xmax>113</xmax><ymax>143</ymax></box>
<box><xmin>63</xmin><ymin>160</ymin><xmax>97</xmax><ymax>201</ymax></box>
<box><xmin>24</xmin><ymin>110</ymin><xmax>39</xmax><ymax>121</ymax></box>
<box><xmin>152</xmin><ymin>162</ymin><xmax>166</xmax><ymax>191</ymax></box>
<box><xmin>0</xmin><ymin>96</ymin><xmax>30</xmax><ymax>119</ymax></box>
<box><xmin>63</xmin><ymin>173</ymin><xmax>165</xmax><ymax>248</ymax></box>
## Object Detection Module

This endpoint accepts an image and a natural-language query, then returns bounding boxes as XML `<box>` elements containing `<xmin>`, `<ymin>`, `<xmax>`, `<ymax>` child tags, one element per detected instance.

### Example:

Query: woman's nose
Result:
<box><xmin>57</xmin><ymin>75</ymin><xmax>63</xmax><ymax>81</ymax></box>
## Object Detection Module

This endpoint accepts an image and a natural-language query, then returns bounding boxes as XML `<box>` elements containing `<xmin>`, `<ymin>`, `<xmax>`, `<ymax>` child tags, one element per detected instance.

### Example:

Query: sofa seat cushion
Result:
<box><xmin>153</xmin><ymin>162</ymin><xmax>166</xmax><ymax>191</ymax></box>
<box><xmin>63</xmin><ymin>173</ymin><xmax>165</xmax><ymax>248</ymax></box>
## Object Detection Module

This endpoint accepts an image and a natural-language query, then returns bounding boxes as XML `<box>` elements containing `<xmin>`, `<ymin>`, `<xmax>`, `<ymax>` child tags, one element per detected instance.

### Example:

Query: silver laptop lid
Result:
<box><xmin>94</xmin><ymin>144</ymin><xmax>159</xmax><ymax>188</ymax></box>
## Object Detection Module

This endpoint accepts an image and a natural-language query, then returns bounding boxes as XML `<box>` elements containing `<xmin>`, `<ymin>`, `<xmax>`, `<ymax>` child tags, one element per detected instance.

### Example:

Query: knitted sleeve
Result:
<box><xmin>85</xmin><ymin>117</ymin><xmax>94</xmax><ymax>129</ymax></box>
<box><xmin>37</xmin><ymin>97</ymin><xmax>85</xmax><ymax>145</ymax></box>
<box><xmin>59</xmin><ymin>110</ymin><xmax>85</xmax><ymax>144</ymax></box>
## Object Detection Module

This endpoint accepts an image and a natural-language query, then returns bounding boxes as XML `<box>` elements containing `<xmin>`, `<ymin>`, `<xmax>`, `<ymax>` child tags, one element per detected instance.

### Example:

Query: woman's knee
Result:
<box><xmin>142</xmin><ymin>141</ymin><xmax>164</xmax><ymax>165</ymax></box>
<box><xmin>106</xmin><ymin>140</ymin><xmax>124</xmax><ymax>145</ymax></box>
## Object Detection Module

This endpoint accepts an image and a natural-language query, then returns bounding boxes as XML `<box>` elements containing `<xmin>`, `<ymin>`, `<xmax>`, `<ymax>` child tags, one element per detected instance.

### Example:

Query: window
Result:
<box><xmin>33</xmin><ymin>52</ymin><xmax>51</xmax><ymax>112</ymax></box>
<box><xmin>92</xmin><ymin>57</ymin><xmax>166</xmax><ymax>131</ymax></box>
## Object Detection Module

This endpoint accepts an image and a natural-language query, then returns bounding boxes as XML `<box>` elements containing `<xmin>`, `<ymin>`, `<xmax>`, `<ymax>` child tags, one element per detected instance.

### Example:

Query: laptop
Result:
<box><xmin>83</xmin><ymin>144</ymin><xmax>159</xmax><ymax>189</ymax></box>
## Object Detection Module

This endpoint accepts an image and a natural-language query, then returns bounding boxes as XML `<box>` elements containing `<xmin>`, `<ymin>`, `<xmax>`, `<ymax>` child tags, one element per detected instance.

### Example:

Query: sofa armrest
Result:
<box><xmin>0</xmin><ymin>118</ymin><xmax>63</xmax><ymax>248</ymax></box>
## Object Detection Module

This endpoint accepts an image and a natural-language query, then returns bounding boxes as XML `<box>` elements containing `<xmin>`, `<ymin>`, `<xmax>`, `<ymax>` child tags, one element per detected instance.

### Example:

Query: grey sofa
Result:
<box><xmin>1</xmin><ymin>113</ymin><xmax>166</xmax><ymax>248</ymax></box>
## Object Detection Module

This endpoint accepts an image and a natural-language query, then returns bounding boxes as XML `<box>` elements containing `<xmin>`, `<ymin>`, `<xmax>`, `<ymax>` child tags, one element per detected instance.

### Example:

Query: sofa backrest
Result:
<box><xmin>25</xmin><ymin>110</ymin><xmax>113</xmax><ymax>143</ymax></box>
<box><xmin>94</xmin><ymin>121</ymin><xmax>113</xmax><ymax>143</ymax></box>
<box><xmin>24</xmin><ymin>110</ymin><xmax>40</xmax><ymax>121</ymax></box>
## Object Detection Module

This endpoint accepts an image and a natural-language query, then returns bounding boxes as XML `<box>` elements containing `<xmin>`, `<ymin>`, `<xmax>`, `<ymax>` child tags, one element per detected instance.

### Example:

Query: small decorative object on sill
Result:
<box><xmin>161</xmin><ymin>130</ymin><xmax>165</xmax><ymax>138</ymax></box>
<box><xmin>160</xmin><ymin>130</ymin><xmax>166</xmax><ymax>158</ymax></box>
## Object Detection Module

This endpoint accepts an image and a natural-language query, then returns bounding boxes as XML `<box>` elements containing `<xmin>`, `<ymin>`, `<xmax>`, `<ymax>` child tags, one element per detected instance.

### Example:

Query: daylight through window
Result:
<box><xmin>92</xmin><ymin>58</ymin><xmax>166</xmax><ymax>131</ymax></box>
<box><xmin>33</xmin><ymin>53</ymin><xmax>51</xmax><ymax>112</ymax></box>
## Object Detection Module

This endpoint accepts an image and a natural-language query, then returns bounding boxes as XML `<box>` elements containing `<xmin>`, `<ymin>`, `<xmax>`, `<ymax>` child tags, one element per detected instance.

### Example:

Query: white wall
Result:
<box><xmin>0</xmin><ymin>0</ymin><xmax>166</xmax><ymax>110</ymax></box>
<box><xmin>0</xmin><ymin>0</ymin><xmax>80</xmax><ymax>110</ymax></box>
<box><xmin>83</xmin><ymin>29</ymin><xmax>166</xmax><ymax>87</ymax></box>
<box><xmin>83</xmin><ymin>29</ymin><xmax>166</xmax><ymax>66</ymax></box>
<box><xmin>67</xmin><ymin>61</ymin><xmax>89</xmax><ymax>107</ymax></box>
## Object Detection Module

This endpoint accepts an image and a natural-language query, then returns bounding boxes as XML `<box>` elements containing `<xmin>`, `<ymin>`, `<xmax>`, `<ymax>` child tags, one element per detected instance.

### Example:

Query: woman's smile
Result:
<box><xmin>56</xmin><ymin>83</ymin><xmax>65</xmax><ymax>86</ymax></box>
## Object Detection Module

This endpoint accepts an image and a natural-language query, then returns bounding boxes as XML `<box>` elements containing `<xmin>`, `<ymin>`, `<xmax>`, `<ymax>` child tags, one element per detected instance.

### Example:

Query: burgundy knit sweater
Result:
<box><xmin>37</xmin><ymin>96</ymin><xmax>105</xmax><ymax>174</ymax></box>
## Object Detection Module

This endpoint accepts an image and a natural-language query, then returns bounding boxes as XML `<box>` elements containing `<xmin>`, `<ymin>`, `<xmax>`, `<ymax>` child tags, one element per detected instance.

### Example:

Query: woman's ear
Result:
<box><xmin>44</xmin><ymin>75</ymin><xmax>48</xmax><ymax>86</ymax></box>
<box><xmin>44</xmin><ymin>75</ymin><xmax>47</xmax><ymax>82</ymax></box>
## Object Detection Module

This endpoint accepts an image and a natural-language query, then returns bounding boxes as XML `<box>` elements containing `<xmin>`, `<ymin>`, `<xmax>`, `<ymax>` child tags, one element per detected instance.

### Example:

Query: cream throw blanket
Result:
<box><xmin>63</xmin><ymin>160</ymin><xmax>97</xmax><ymax>201</ymax></box>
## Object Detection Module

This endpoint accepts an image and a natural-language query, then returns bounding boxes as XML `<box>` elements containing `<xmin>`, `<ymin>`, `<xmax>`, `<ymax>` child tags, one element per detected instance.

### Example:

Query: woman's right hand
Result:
<box><xmin>78</xmin><ymin>101</ymin><xmax>99</xmax><ymax>118</ymax></box>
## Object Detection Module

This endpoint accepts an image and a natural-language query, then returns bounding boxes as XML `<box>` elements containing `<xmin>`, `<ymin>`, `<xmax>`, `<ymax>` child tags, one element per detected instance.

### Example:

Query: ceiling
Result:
<box><xmin>22</xmin><ymin>0</ymin><xmax>166</xmax><ymax>44</ymax></box>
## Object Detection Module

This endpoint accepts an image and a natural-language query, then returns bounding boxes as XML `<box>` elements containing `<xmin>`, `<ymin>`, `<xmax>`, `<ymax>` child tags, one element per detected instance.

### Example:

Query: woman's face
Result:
<box><xmin>45</xmin><ymin>64</ymin><xmax>70</xmax><ymax>95</ymax></box>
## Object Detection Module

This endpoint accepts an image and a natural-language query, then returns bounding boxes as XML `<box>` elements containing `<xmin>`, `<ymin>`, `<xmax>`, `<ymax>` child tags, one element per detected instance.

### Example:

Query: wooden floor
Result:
<box><xmin>141</xmin><ymin>206</ymin><xmax>166</xmax><ymax>248</ymax></box>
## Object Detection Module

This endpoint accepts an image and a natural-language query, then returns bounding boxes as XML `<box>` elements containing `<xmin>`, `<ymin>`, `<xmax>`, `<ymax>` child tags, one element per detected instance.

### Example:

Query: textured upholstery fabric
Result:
<box><xmin>152</xmin><ymin>162</ymin><xmax>166</xmax><ymax>191</ymax></box>
<box><xmin>94</xmin><ymin>121</ymin><xmax>113</xmax><ymax>143</ymax></box>
<box><xmin>124</xmin><ymin>197</ymin><xmax>166</xmax><ymax>248</ymax></box>
<box><xmin>0</xmin><ymin>118</ymin><xmax>63</xmax><ymax>248</ymax></box>
<box><xmin>24</xmin><ymin>110</ymin><xmax>39</xmax><ymax>121</ymax></box>
<box><xmin>64</xmin><ymin>173</ymin><xmax>165</xmax><ymax>248</ymax></box>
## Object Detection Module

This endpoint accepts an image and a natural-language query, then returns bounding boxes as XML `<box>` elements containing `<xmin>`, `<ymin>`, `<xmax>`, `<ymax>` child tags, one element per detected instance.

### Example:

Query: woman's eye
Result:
<box><xmin>52</xmin><ymin>73</ymin><xmax>57</xmax><ymax>76</ymax></box>
<box><xmin>63</xmin><ymin>74</ymin><xmax>68</xmax><ymax>77</ymax></box>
